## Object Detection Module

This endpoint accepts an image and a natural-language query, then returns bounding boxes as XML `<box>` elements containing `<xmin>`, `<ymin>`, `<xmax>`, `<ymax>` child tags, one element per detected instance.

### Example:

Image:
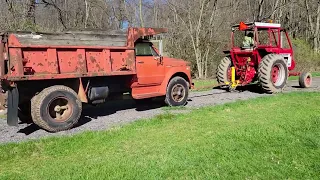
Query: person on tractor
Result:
<box><xmin>242</xmin><ymin>32</ymin><xmax>254</xmax><ymax>48</ymax></box>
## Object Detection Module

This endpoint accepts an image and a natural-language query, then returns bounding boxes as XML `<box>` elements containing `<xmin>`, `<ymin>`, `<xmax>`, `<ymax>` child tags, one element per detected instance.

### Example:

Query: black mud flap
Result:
<box><xmin>7</xmin><ymin>87</ymin><xmax>19</xmax><ymax>126</ymax></box>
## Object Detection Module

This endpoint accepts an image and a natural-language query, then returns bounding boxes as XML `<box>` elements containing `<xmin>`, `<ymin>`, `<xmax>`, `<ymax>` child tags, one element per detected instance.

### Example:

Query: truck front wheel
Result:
<box><xmin>31</xmin><ymin>85</ymin><xmax>82</xmax><ymax>132</ymax></box>
<box><xmin>165</xmin><ymin>77</ymin><xmax>189</xmax><ymax>106</ymax></box>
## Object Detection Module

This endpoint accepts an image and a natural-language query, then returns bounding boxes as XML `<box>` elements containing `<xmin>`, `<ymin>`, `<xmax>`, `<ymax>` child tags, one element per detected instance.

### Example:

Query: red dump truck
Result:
<box><xmin>0</xmin><ymin>28</ymin><xmax>193</xmax><ymax>132</ymax></box>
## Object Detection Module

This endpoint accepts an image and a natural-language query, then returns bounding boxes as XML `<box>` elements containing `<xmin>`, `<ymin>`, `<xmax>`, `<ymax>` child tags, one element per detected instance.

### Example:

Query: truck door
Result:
<box><xmin>135</xmin><ymin>42</ymin><xmax>165</xmax><ymax>85</ymax></box>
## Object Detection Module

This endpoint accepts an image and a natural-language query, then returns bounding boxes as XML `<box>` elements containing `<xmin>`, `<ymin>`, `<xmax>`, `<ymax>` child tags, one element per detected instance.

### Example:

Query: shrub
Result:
<box><xmin>291</xmin><ymin>38</ymin><xmax>320</xmax><ymax>72</ymax></box>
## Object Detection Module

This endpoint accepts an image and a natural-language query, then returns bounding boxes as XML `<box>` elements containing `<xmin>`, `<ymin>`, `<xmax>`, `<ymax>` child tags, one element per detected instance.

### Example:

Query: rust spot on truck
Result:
<box><xmin>90</xmin><ymin>56</ymin><xmax>97</xmax><ymax>63</ymax></box>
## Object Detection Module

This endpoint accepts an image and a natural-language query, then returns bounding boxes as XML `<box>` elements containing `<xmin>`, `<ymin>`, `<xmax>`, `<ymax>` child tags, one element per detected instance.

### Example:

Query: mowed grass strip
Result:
<box><xmin>0</xmin><ymin>92</ymin><xmax>319</xmax><ymax>179</ymax></box>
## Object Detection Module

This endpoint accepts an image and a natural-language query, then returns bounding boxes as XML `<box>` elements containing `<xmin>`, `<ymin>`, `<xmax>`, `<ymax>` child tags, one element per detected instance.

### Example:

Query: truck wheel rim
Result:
<box><xmin>47</xmin><ymin>96</ymin><xmax>73</xmax><ymax>122</ymax></box>
<box><xmin>305</xmin><ymin>75</ymin><xmax>311</xmax><ymax>86</ymax></box>
<box><xmin>171</xmin><ymin>84</ymin><xmax>186</xmax><ymax>102</ymax></box>
<box><xmin>271</xmin><ymin>63</ymin><xmax>285</xmax><ymax>86</ymax></box>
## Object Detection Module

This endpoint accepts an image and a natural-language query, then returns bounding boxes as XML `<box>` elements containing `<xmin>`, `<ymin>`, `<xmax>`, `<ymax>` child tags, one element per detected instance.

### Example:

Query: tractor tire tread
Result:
<box><xmin>216</xmin><ymin>56</ymin><xmax>232</xmax><ymax>84</ymax></box>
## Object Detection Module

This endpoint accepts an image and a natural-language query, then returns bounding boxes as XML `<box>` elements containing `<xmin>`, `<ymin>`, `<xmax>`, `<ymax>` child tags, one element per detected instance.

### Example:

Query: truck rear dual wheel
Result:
<box><xmin>31</xmin><ymin>85</ymin><xmax>82</xmax><ymax>132</ymax></box>
<box><xmin>258</xmin><ymin>54</ymin><xmax>288</xmax><ymax>93</ymax></box>
<box><xmin>165</xmin><ymin>77</ymin><xmax>189</xmax><ymax>106</ymax></box>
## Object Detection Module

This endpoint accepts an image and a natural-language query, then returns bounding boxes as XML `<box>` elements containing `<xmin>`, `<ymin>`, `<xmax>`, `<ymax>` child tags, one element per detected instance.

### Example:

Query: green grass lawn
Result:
<box><xmin>0</xmin><ymin>92</ymin><xmax>320</xmax><ymax>179</ymax></box>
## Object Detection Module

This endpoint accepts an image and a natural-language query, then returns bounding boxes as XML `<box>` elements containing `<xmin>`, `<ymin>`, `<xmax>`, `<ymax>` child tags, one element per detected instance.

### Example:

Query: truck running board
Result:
<box><xmin>7</xmin><ymin>87</ymin><xmax>19</xmax><ymax>126</ymax></box>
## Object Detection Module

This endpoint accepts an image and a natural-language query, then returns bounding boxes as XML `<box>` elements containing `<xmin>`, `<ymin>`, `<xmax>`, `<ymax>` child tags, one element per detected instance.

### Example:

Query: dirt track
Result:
<box><xmin>0</xmin><ymin>78</ymin><xmax>320</xmax><ymax>144</ymax></box>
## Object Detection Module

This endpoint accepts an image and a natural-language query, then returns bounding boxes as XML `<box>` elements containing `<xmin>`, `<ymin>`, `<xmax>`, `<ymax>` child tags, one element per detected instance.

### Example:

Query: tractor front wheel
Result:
<box><xmin>31</xmin><ymin>85</ymin><xmax>82</xmax><ymax>132</ymax></box>
<box><xmin>299</xmin><ymin>72</ymin><xmax>312</xmax><ymax>88</ymax></box>
<box><xmin>217</xmin><ymin>56</ymin><xmax>232</xmax><ymax>84</ymax></box>
<box><xmin>258</xmin><ymin>54</ymin><xmax>288</xmax><ymax>93</ymax></box>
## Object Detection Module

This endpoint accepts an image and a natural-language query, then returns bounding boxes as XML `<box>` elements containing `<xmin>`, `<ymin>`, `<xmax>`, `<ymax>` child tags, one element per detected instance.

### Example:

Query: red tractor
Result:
<box><xmin>217</xmin><ymin>21</ymin><xmax>312</xmax><ymax>93</ymax></box>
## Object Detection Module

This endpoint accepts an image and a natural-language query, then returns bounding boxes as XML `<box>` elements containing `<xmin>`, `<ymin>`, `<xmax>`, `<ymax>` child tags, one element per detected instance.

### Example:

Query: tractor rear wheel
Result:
<box><xmin>258</xmin><ymin>54</ymin><xmax>288</xmax><ymax>93</ymax></box>
<box><xmin>217</xmin><ymin>56</ymin><xmax>232</xmax><ymax>84</ymax></box>
<box><xmin>31</xmin><ymin>85</ymin><xmax>82</xmax><ymax>132</ymax></box>
<box><xmin>299</xmin><ymin>72</ymin><xmax>312</xmax><ymax>88</ymax></box>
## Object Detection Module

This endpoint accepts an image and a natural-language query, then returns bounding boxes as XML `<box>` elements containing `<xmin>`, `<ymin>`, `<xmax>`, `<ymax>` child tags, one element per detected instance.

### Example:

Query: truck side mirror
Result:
<box><xmin>154</xmin><ymin>55</ymin><xmax>163</xmax><ymax>64</ymax></box>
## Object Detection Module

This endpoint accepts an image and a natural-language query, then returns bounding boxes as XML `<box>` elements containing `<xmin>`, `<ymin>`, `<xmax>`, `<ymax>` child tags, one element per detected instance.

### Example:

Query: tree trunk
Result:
<box><xmin>139</xmin><ymin>0</ymin><xmax>144</xmax><ymax>27</ymax></box>
<box><xmin>84</xmin><ymin>0</ymin><xmax>89</xmax><ymax>28</ymax></box>
<box><xmin>25</xmin><ymin>0</ymin><xmax>36</xmax><ymax>25</ymax></box>
<box><xmin>315</xmin><ymin>1</ymin><xmax>320</xmax><ymax>52</ymax></box>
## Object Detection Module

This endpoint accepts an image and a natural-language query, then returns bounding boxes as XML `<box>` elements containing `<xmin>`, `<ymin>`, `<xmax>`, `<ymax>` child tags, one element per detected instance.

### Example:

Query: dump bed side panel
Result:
<box><xmin>4</xmin><ymin>31</ymin><xmax>136</xmax><ymax>81</ymax></box>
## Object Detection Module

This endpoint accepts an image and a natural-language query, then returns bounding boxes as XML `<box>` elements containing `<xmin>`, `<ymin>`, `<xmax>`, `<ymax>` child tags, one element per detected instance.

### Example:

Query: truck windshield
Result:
<box><xmin>135</xmin><ymin>43</ymin><xmax>158</xmax><ymax>56</ymax></box>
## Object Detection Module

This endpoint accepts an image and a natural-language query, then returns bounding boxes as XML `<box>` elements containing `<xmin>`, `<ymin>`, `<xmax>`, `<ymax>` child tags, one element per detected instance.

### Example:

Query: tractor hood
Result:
<box><xmin>163</xmin><ymin>57</ymin><xmax>190</xmax><ymax>67</ymax></box>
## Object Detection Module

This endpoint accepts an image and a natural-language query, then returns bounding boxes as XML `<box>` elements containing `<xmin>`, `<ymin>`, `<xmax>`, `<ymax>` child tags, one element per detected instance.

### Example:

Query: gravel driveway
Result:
<box><xmin>1</xmin><ymin>78</ymin><xmax>320</xmax><ymax>144</ymax></box>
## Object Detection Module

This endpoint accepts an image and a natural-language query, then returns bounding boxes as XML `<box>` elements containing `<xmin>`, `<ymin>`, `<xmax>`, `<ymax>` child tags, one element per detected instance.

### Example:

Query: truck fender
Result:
<box><xmin>159</xmin><ymin>69</ymin><xmax>191</xmax><ymax>95</ymax></box>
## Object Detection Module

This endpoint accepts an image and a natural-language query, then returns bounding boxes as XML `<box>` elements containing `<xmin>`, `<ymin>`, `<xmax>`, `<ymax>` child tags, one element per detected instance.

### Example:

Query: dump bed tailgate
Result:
<box><xmin>0</xmin><ymin>33</ymin><xmax>6</xmax><ymax>78</ymax></box>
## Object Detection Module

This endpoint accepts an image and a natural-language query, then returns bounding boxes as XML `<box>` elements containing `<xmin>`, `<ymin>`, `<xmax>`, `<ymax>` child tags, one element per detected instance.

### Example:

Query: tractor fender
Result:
<box><xmin>158</xmin><ymin>67</ymin><xmax>192</xmax><ymax>95</ymax></box>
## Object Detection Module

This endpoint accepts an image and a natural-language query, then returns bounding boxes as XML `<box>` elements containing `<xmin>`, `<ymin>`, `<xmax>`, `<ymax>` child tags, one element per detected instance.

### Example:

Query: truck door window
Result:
<box><xmin>135</xmin><ymin>43</ymin><xmax>158</xmax><ymax>57</ymax></box>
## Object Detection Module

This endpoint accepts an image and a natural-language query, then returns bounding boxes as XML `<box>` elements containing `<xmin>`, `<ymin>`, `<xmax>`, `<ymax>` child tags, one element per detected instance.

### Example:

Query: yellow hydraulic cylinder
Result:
<box><xmin>231</xmin><ymin>67</ymin><xmax>235</xmax><ymax>83</ymax></box>
<box><xmin>231</xmin><ymin>67</ymin><xmax>238</xmax><ymax>88</ymax></box>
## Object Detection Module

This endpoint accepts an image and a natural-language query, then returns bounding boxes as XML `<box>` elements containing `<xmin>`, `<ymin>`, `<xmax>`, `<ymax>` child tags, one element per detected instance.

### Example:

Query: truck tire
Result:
<box><xmin>31</xmin><ymin>85</ymin><xmax>82</xmax><ymax>132</ymax></box>
<box><xmin>258</xmin><ymin>54</ymin><xmax>288</xmax><ymax>93</ymax></box>
<box><xmin>299</xmin><ymin>72</ymin><xmax>312</xmax><ymax>88</ymax></box>
<box><xmin>217</xmin><ymin>56</ymin><xmax>232</xmax><ymax>84</ymax></box>
<box><xmin>165</xmin><ymin>77</ymin><xmax>189</xmax><ymax>106</ymax></box>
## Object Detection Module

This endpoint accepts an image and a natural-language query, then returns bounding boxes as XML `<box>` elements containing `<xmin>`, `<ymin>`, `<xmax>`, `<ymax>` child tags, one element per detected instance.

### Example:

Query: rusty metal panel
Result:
<box><xmin>23</xmin><ymin>49</ymin><xmax>52</xmax><ymax>74</ymax></box>
<box><xmin>8</xmin><ymin>48</ymin><xmax>24</xmax><ymax>76</ymax></box>
<box><xmin>127</xmin><ymin>28</ymin><xmax>168</xmax><ymax>48</ymax></box>
<box><xmin>47</xmin><ymin>49</ymin><xmax>59</xmax><ymax>74</ymax></box>
<box><xmin>76</xmin><ymin>49</ymin><xmax>87</xmax><ymax>73</ymax></box>
<box><xmin>102</xmin><ymin>49</ymin><xmax>111</xmax><ymax>73</ymax></box>
<box><xmin>57</xmin><ymin>49</ymin><xmax>79</xmax><ymax>73</ymax></box>
<box><xmin>5</xmin><ymin>71</ymin><xmax>136</xmax><ymax>81</ymax></box>
<box><xmin>110</xmin><ymin>50</ymin><xmax>129</xmax><ymax>71</ymax></box>
<box><xmin>86</xmin><ymin>50</ymin><xmax>105</xmax><ymax>73</ymax></box>
<box><xmin>125</xmin><ymin>50</ymin><xmax>135</xmax><ymax>71</ymax></box>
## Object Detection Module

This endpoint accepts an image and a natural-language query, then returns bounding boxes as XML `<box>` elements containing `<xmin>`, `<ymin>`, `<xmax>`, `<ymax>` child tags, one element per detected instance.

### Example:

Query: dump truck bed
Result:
<box><xmin>0</xmin><ymin>28</ymin><xmax>167</xmax><ymax>81</ymax></box>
